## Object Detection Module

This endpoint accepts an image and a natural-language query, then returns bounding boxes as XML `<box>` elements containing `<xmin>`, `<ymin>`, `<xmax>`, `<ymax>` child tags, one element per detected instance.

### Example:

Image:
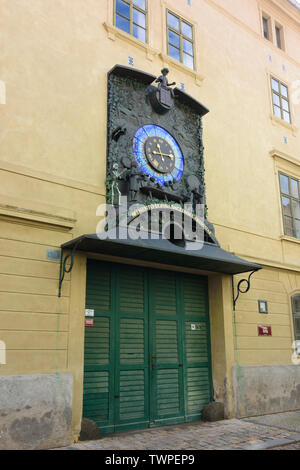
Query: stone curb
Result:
<box><xmin>244</xmin><ymin>434</ymin><xmax>300</xmax><ymax>450</ymax></box>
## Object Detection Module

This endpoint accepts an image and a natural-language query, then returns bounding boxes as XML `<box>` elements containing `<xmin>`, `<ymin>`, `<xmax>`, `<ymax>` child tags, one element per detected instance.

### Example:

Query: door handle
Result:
<box><xmin>152</xmin><ymin>354</ymin><xmax>156</xmax><ymax>369</ymax></box>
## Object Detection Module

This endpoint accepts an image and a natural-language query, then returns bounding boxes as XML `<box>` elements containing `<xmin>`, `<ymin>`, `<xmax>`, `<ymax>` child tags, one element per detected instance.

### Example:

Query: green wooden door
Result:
<box><xmin>83</xmin><ymin>261</ymin><xmax>115</xmax><ymax>432</ymax></box>
<box><xmin>83</xmin><ymin>260</ymin><xmax>149</xmax><ymax>433</ymax></box>
<box><xmin>149</xmin><ymin>270</ymin><xmax>185</xmax><ymax>426</ymax></box>
<box><xmin>182</xmin><ymin>274</ymin><xmax>213</xmax><ymax>421</ymax></box>
<box><xmin>114</xmin><ymin>264</ymin><xmax>150</xmax><ymax>432</ymax></box>
<box><xmin>83</xmin><ymin>260</ymin><xmax>212</xmax><ymax>433</ymax></box>
<box><xmin>149</xmin><ymin>270</ymin><xmax>212</xmax><ymax>426</ymax></box>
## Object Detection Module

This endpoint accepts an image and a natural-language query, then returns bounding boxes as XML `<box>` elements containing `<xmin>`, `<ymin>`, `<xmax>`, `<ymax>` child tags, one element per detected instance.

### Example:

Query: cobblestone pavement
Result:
<box><xmin>55</xmin><ymin>412</ymin><xmax>300</xmax><ymax>451</ymax></box>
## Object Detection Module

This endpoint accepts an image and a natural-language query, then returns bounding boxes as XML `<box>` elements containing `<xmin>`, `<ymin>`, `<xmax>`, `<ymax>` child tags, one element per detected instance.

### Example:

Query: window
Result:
<box><xmin>271</xmin><ymin>77</ymin><xmax>291</xmax><ymax>124</ymax></box>
<box><xmin>279</xmin><ymin>173</ymin><xmax>300</xmax><ymax>239</ymax></box>
<box><xmin>115</xmin><ymin>0</ymin><xmax>147</xmax><ymax>43</ymax></box>
<box><xmin>262</xmin><ymin>15</ymin><xmax>271</xmax><ymax>40</ymax></box>
<box><xmin>275</xmin><ymin>24</ymin><xmax>284</xmax><ymax>50</ymax></box>
<box><xmin>292</xmin><ymin>295</ymin><xmax>300</xmax><ymax>341</ymax></box>
<box><xmin>167</xmin><ymin>11</ymin><xmax>194</xmax><ymax>70</ymax></box>
<box><xmin>261</xmin><ymin>13</ymin><xmax>285</xmax><ymax>50</ymax></box>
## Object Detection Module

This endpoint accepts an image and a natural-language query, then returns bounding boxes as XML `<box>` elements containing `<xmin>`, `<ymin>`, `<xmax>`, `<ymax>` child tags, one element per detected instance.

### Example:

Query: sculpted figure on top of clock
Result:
<box><xmin>150</xmin><ymin>68</ymin><xmax>176</xmax><ymax>114</ymax></box>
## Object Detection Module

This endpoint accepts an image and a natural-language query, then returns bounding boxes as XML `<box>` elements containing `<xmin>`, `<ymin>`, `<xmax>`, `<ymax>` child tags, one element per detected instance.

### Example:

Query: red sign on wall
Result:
<box><xmin>258</xmin><ymin>325</ymin><xmax>272</xmax><ymax>336</ymax></box>
<box><xmin>85</xmin><ymin>318</ymin><xmax>94</xmax><ymax>327</ymax></box>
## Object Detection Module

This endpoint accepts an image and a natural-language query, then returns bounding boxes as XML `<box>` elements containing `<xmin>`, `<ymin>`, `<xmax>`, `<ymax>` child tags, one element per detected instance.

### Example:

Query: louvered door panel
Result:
<box><xmin>183</xmin><ymin>275</ymin><xmax>212</xmax><ymax>420</ymax></box>
<box><xmin>115</xmin><ymin>266</ymin><xmax>149</xmax><ymax>431</ymax></box>
<box><xmin>83</xmin><ymin>261</ymin><xmax>114</xmax><ymax>432</ymax></box>
<box><xmin>150</xmin><ymin>271</ymin><xmax>184</xmax><ymax>425</ymax></box>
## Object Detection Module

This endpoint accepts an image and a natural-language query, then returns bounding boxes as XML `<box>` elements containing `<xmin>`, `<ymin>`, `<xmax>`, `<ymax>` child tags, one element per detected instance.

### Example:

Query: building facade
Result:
<box><xmin>0</xmin><ymin>0</ymin><xmax>300</xmax><ymax>449</ymax></box>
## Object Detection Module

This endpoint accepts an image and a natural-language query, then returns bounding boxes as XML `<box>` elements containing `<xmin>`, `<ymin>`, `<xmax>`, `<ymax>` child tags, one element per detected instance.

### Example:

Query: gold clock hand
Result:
<box><xmin>153</xmin><ymin>150</ymin><xmax>174</xmax><ymax>159</ymax></box>
<box><xmin>156</xmin><ymin>144</ymin><xmax>163</xmax><ymax>161</ymax></box>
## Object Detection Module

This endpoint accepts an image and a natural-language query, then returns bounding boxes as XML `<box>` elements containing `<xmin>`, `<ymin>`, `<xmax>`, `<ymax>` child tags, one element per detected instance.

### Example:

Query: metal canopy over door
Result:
<box><xmin>83</xmin><ymin>259</ymin><xmax>212</xmax><ymax>433</ymax></box>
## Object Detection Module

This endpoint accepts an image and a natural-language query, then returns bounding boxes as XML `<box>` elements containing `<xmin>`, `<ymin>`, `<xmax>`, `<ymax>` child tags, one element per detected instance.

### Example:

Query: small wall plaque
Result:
<box><xmin>85</xmin><ymin>318</ymin><xmax>94</xmax><ymax>327</ymax></box>
<box><xmin>258</xmin><ymin>325</ymin><xmax>272</xmax><ymax>336</ymax></box>
<box><xmin>85</xmin><ymin>309</ymin><xmax>94</xmax><ymax>317</ymax></box>
<box><xmin>46</xmin><ymin>249</ymin><xmax>61</xmax><ymax>261</ymax></box>
<box><xmin>258</xmin><ymin>300</ymin><xmax>268</xmax><ymax>314</ymax></box>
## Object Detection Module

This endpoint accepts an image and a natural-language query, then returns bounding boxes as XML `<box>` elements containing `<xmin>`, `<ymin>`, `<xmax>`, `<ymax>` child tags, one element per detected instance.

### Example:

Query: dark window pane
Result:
<box><xmin>291</xmin><ymin>179</ymin><xmax>299</xmax><ymax>198</ymax></box>
<box><xmin>284</xmin><ymin>216</ymin><xmax>294</xmax><ymax>237</ymax></box>
<box><xmin>283</xmin><ymin>111</ymin><xmax>291</xmax><ymax>124</ymax></box>
<box><xmin>116</xmin><ymin>0</ymin><xmax>130</xmax><ymax>18</ymax></box>
<box><xmin>168</xmin><ymin>12</ymin><xmax>179</xmax><ymax>31</ymax></box>
<box><xmin>182</xmin><ymin>21</ymin><xmax>193</xmax><ymax>39</ymax></box>
<box><xmin>168</xmin><ymin>29</ymin><xmax>180</xmax><ymax>48</ymax></box>
<box><xmin>183</xmin><ymin>52</ymin><xmax>194</xmax><ymax>69</ymax></box>
<box><xmin>182</xmin><ymin>38</ymin><xmax>193</xmax><ymax>55</ymax></box>
<box><xmin>296</xmin><ymin>219</ymin><xmax>300</xmax><ymax>239</ymax></box>
<box><xmin>263</xmin><ymin>17</ymin><xmax>269</xmax><ymax>39</ymax></box>
<box><xmin>273</xmin><ymin>93</ymin><xmax>280</xmax><ymax>107</ymax></box>
<box><xmin>293</xmin><ymin>296</ymin><xmax>300</xmax><ymax>313</ymax></box>
<box><xmin>282</xmin><ymin>98</ymin><xmax>290</xmax><ymax>112</ymax></box>
<box><xmin>133</xmin><ymin>0</ymin><xmax>146</xmax><ymax>10</ymax></box>
<box><xmin>169</xmin><ymin>44</ymin><xmax>180</xmax><ymax>61</ymax></box>
<box><xmin>293</xmin><ymin>201</ymin><xmax>300</xmax><ymax>219</ymax></box>
<box><xmin>282</xmin><ymin>196</ymin><xmax>292</xmax><ymax>216</ymax></box>
<box><xmin>276</xmin><ymin>26</ymin><xmax>282</xmax><ymax>48</ymax></box>
<box><xmin>281</xmin><ymin>84</ymin><xmax>288</xmax><ymax>98</ymax></box>
<box><xmin>272</xmin><ymin>78</ymin><xmax>279</xmax><ymax>92</ymax></box>
<box><xmin>133</xmin><ymin>24</ymin><xmax>146</xmax><ymax>42</ymax></box>
<box><xmin>274</xmin><ymin>105</ymin><xmax>281</xmax><ymax>119</ymax></box>
<box><xmin>133</xmin><ymin>8</ymin><xmax>146</xmax><ymax>27</ymax></box>
<box><xmin>280</xmin><ymin>174</ymin><xmax>290</xmax><ymax>194</ymax></box>
<box><xmin>294</xmin><ymin>317</ymin><xmax>300</xmax><ymax>340</ymax></box>
<box><xmin>116</xmin><ymin>14</ymin><xmax>130</xmax><ymax>33</ymax></box>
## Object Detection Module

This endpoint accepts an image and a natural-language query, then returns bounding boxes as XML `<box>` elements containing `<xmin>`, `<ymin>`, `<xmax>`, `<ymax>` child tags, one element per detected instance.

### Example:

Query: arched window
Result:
<box><xmin>292</xmin><ymin>295</ymin><xmax>300</xmax><ymax>341</ymax></box>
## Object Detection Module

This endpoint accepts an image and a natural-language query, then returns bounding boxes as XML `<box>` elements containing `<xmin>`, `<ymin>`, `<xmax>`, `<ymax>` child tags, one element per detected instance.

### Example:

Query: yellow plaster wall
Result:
<box><xmin>233</xmin><ymin>267</ymin><xmax>300</xmax><ymax>366</ymax></box>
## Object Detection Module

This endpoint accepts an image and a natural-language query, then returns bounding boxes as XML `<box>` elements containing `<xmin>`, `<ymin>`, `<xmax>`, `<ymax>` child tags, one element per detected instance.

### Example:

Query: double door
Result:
<box><xmin>83</xmin><ymin>260</ymin><xmax>212</xmax><ymax>433</ymax></box>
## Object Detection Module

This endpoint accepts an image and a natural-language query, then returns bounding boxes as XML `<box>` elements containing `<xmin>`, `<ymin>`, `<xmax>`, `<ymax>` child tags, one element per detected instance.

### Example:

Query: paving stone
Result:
<box><xmin>52</xmin><ymin>411</ymin><xmax>300</xmax><ymax>451</ymax></box>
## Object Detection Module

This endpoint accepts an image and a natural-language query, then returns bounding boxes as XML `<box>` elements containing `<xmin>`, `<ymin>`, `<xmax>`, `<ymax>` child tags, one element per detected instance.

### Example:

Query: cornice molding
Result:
<box><xmin>270</xmin><ymin>148</ymin><xmax>300</xmax><ymax>168</ymax></box>
<box><xmin>0</xmin><ymin>194</ymin><xmax>76</xmax><ymax>231</ymax></box>
<box><xmin>260</xmin><ymin>0</ymin><xmax>300</xmax><ymax>26</ymax></box>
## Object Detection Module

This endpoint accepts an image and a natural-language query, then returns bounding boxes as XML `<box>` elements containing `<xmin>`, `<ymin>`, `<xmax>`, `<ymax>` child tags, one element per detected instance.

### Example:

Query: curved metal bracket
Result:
<box><xmin>233</xmin><ymin>270</ymin><xmax>257</xmax><ymax>311</ymax></box>
<box><xmin>58</xmin><ymin>240</ymin><xmax>82</xmax><ymax>297</ymax></box>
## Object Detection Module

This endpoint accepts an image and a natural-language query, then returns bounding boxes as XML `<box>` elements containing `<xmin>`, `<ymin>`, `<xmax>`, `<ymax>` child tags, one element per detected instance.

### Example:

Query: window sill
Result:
<box><xmin>159</xmin><ymin>52</ymin><xmax>205</xmax><ymax>86</ymax></box>
<box><xmin>270</xmin><ymin>114</ymin><xmax>297</xmax><ymax>135</ymax></box>
<box><xmin>280</xmin><ymin>235</ymin><xmax>300</xmax><ymax>245</ymax></box>
<box><xmin>103</xmin><ymin>22</ymin><xmax>205</xmax><ymax>87</ymax></box>
<box><xmin>103</xmin><ymin>22</ymin><xmax>158</xmax><ymax>61</ymax></box>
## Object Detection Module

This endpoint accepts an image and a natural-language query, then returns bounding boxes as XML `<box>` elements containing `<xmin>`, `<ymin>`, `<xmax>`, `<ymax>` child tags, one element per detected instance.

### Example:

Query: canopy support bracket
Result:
<box><xmin>232</xmin><ymin>270</ymin><xmax>257</xmax><ymax>311</ymax></box>
<box><xmin>58</xmin><ymin>240</ymin><xmax>82</xmax><ymax>297</ymax></box>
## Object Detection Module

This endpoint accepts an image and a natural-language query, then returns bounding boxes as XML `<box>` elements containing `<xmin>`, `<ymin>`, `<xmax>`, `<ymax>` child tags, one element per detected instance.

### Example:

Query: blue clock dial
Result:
<box><xmin>133</xmin><ymin>125</ymin><xmax>184</xmax><ymax>185</ymax></box>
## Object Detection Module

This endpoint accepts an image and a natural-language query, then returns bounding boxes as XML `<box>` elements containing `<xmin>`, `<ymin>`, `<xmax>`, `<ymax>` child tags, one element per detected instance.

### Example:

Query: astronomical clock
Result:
<box><xmin>133</xmin><ymin>125</ymin><xmax>184</xmax><ymax>184</ymax></box>
<box><xmin>106</xmin><ymin>65</ymin><xmax>216</xmax><ymax>243</ymax></box>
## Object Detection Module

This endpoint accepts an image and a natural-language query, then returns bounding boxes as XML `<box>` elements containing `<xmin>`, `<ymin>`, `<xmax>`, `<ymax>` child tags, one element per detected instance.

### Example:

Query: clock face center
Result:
<box><xmin>133</xmin><ymin>125</ymin><xmax>184</xmax><ymax>185</ymax></box>
<box><xmin>144</xmin><ymin>136</ymin><xmax>176</xmax><ymax>174</ymax></box>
